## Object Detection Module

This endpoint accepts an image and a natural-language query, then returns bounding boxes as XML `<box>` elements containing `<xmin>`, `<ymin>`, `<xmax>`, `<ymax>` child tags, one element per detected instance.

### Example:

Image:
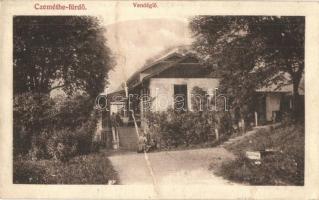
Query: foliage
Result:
<box><xmin>218</xmin><ymin>153</ymin><xmax>303</xmax><ymax>185</ymax></box>
<box><xmin>13</xmin><ymin>157</ymin><xmax>47</xmax><ymax>184</ymax></box>
<box><xmin>144</xmin><ymin>109</ymin><xmax>232</xmax><ymax>149</ymax></box>
<box><xmin>14</xmin><ymin>92</ymin><xmax>100</xmax><ymax>160</ymax></box>
<box><xmin>13</xmin><ymin>92</ymin><xmax>55</xmax><ymax>155</ymax></box>
<box><xmin>191</xmin><ymin>86</ymin><xmax>209</xmax><ymax>111</ymax></box>
<box><xmin>190</xmin><ymin>16</ymin><xmax>305</xmax><ymax>121</ymax></box>
<box><xmin>46</xmin><ymin>129</ymin><xmax>79</xmax><ymax>162</ymax></box>
<box><xmin>13</xmin><ymin>152</ymin><xmax>118</xmax><ymax>184</ymax></box>
<box><xmin>217</xmin><ymin>124</ymin><xmax>304</xmax><ymax>185</ymax></box>
<box><xmin>13</xmin><ymin>16</ymin><xmax>115</xmax><ymax>161</ymax></box>
<box><xmin>13</xmin><ymin>16</ymin><xmax>114</xmax><ymax>97</ymax></box>
<box><xmin>143</xmin><ymin>86</ymin><xmax>233</xmax><ymax>149</ymax></box>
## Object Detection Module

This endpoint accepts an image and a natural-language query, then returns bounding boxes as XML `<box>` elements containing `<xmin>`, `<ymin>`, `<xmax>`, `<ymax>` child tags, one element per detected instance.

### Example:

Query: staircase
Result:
<box><xmin>117</xmin><ymin>127</ymin><xmax>139</xmax><ymax>151</ymax></box>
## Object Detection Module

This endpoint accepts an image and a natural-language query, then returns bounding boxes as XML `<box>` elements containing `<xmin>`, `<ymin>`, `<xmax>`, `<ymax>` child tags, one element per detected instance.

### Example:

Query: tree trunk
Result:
<box><xmin>292</xmin><ymin>78</ymin><xmax>303</xmax><ymax>122</ymax></box>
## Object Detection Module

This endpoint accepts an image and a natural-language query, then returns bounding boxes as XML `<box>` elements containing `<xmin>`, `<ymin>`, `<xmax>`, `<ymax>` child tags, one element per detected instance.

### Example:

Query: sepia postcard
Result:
<box><xmin>0</xmin><ymin>0</ymin><xmax>319</xmax><ymax>199</ymax></box>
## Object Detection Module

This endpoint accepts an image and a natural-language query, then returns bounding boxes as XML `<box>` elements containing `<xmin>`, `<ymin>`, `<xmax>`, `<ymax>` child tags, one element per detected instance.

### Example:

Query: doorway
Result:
<box><xmin>174</xmin><ymin>84</ymin><xmax>188</xmax><ymax>111</ymax></box>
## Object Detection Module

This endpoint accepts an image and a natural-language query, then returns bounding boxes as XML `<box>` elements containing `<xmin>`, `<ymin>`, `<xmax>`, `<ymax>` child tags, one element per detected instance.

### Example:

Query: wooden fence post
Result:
<box><xmin>242</xmin><ymin>118</ymin><xmax>245</xmax><ymax>133</ymax></box>
<box><xmin>215</xmin><ymin>128</ymin><xmax>219</xmax><ymax>141</ymax></box>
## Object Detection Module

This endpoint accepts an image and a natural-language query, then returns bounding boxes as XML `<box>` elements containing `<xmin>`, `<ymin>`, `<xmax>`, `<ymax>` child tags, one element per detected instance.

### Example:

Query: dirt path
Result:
<box><xmin>109</xmin><ymin>147</ymin><xmax>237</xmax><ymax>185</ymax></box>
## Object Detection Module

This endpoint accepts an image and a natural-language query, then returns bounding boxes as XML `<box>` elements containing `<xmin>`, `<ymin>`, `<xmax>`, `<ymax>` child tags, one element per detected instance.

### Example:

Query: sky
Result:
<box><xmin>103</xmin><ymin>18</ymin><xmax>193</xmax><ymax>92</ymax></box>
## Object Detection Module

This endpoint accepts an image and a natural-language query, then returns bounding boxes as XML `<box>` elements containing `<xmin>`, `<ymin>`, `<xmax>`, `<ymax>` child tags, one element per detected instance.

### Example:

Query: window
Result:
<box><xmin>174</xmin><ymin>84</ymin><xmax>187</xmax><ymax>111</ymax></box>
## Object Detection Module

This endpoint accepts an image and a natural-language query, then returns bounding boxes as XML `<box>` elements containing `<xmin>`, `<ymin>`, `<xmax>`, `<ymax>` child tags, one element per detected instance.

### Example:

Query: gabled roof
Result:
<box><xmin>126</xmin><ymin>46</ymin><xmax>208</xmax><ymax>89</ymax></box>
<box><xmin>256</xmin><ymin>72</ymin><xmax>305</xmax><ymax>95</ymax></box>
<box><xmin>125</xmin><ymin>46</ymin><xmax>189</xmax><ymax>85</ymax></box>
<box><xmin>109</xmin><ymin>47</ymin><xmax>305</xmax><ymax>99</ymax></box>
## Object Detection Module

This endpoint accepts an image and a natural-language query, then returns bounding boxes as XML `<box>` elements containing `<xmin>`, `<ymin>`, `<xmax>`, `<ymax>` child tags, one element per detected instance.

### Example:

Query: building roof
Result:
<box><xmin>256</xmin><ymin>72</ymin><xmax>305</xmax><ymax>95</ymax></box>
<box><xmin>125</xmin><ymin>46</ymin><xmax>211</xmax><ymax>89</ymax></box>
<box><xmin>111</xmin><ymin>46</ymin><xmax>305</xmax><ymax>96</ymax></box>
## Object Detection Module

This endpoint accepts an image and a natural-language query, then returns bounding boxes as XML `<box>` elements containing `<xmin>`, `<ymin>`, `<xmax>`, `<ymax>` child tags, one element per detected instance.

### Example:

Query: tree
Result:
<box><xmin>13</xmin><ymin>16</ymin><xmax>114</xmax><ymax>98</ymax></box>
<box><xmin>190</xmin><ymin>16</ymin><xmax>304</xmax><ymax>121</ymax></box>
<box><xmin>13</xmin><ymin>16</ymin><xmax>115</xmax><ymax>156</ymax></box>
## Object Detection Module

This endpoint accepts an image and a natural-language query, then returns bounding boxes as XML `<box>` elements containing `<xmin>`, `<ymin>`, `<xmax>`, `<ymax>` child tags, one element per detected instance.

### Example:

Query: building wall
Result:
<box><xmin>110</xmin><ymin>102</ymin><xmax>125</xmax><ymax>114</ymax></box>
<box><xmin>265</xmin><ymin>93</ymin><xmax>282</xmax><ymax>121</ymax></box>
<box><xmin>148</xmin><ymin>78</ymin><xmax>220</xmax><ymax>112</ymax></box>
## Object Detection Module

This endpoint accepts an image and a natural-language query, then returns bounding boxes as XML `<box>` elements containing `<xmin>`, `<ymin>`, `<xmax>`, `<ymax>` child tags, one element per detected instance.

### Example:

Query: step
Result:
<box><xmin>117</xmin><ymin>127</ymin><xmax>138</xmax><ymax>151</ymax></box>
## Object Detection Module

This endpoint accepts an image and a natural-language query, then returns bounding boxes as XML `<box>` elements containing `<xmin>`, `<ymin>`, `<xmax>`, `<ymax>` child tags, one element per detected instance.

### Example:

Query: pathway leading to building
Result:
<box><xmin>109</xmin><ymin>147</ymin><xmax>237</xmax><ymax>185</ymax></box>
<box><xmin>109</xmin><ymin>123</ymin><xmax>282</xmax><ymax>187</ymax></box>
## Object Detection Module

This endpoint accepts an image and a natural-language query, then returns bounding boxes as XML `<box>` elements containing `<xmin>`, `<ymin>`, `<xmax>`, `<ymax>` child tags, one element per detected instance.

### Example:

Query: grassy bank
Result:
<box><xmin>13</xmin><ymin>151</ymin><xmax>118</xmax><ymax>184</ymax></box>
<box><xmin>215</xmin><ymin>123</ymin><xmax>304</xmax><ymax>185</ymax></box>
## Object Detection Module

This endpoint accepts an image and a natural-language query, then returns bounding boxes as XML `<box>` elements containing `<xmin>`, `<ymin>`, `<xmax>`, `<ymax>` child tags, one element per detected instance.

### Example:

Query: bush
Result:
<box><xmin>13</xmin><ymin>92</ymin><xmax>55</xmax><ymax>155</ymax></box>
<box><xmin>91</xmin><ymin>140</ymin><xmax>102</xmax><ymax>153</ymax></box>
<box><xmin>217</xmin><ymin>124</ymin><xmax>304</xmax><ymax>185</ymax></box>
<box><xmin>46</xmin><ymin>121</ymin><xmax>99</xmax><ymax>162</ymax></box>
<box><xmin>14</xmin><ymin>92</ymin><xmax>100</xmax><ymax>161</ymax></box>
<box><xmin>13</xmin><ymin>158</ymin><xmax>47</xmax><ymax>184</ymax></box>
<box><xmin>144</xmin><ymin>109</ymin><xmax>232</xmax><ymax>149</ymax></box>
<box><xmin>13</xmin><ymin>153</ymin><xmax>118</xmax><ymax>184</ymax></box>
<box><xmin>76</xmin><ymin>120</ymin><xmax>98</xmax><ymax>155</ymax></box>
<box><xmin>46</xmin><ymin>129</ymin><xmax>78</xmax><ymax>162</ymax></box>
<box><xmin>219</xmin><ymin>152</ymin><xmax>302</xmax><ymax>185</ymax></box>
